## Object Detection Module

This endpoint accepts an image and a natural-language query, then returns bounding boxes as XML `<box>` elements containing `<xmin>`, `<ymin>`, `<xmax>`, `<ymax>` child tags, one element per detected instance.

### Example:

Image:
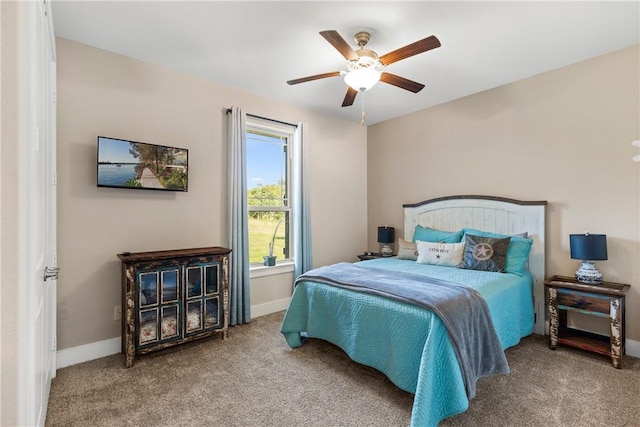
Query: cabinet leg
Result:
<box><xmin>125</xmin><ymin>352</ymin><xmax>134</xmax><ymax>369</ymax></box>
<box><xmin>610</xmin><ymin>298</ymin><xmax>623</xmax><ymax>369</ymax></box>
<box><xmin>124</xmin><ymin>291</ymin><xmax>136</xmax><ymax>368</ymax></box>
<box><xmin>548</xmin><ymin>287</ymin><xmax>558</xmax><ymax>350</ymax></box>
<box><xmin>611</xmin><ymin>355</ymin><xmax>622</xmax><ymax>369</ymax></box>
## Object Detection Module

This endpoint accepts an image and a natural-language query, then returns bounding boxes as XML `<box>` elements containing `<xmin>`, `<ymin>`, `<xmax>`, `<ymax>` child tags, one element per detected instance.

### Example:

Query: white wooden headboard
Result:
<box><xmin>404</xmin><ymin>195</ymin><xmax>547</xmax><ymax>335</ymax></box>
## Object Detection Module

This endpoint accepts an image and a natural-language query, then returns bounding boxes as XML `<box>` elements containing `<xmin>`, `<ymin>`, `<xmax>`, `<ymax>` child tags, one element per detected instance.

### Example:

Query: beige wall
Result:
<box><xmin>1</xmin><ymin>2</ymin><xmax>25</xmax><ymax>424</ymax></box>
<box><xmin>56</xmin><ymin>38</ymin><xmax>367</xmax><ymax>350</ymax></box>
<box><xmin>367</xmin><ymin>45</ymin><xmax>640</xmax><ymax>341</ymax></box>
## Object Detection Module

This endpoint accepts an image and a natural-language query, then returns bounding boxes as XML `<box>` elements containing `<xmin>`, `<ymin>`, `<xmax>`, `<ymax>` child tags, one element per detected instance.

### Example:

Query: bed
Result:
<box><xmin>280</xmin><ymin>195</ymin><xmax>547</xmax><ymax>426</ymax></box>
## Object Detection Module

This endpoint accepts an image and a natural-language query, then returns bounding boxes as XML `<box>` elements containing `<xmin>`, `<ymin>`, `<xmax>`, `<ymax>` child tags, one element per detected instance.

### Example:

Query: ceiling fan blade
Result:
<box><xmin>380</xmin><ymin>73</ymin><xmax>425</xmax><ymax>93</ymax></box>
<box><xmin>379</xmin><ymin>35</ymin><xmax>441</xmax><ymax>66</ymax></box>
<box><xmin>287</xmin><ymin>71</ymin><xmax>342</xmax><ymax>85</ymax></box>
<box><xmin>341</xmin><ymin>87</ymin><xmax>358</xmax><ymax>107</ymax></box>
<box><xmin>320</xmin><ymin>30</ymin><xmax>359</xmax><ymax>61</ymax></box>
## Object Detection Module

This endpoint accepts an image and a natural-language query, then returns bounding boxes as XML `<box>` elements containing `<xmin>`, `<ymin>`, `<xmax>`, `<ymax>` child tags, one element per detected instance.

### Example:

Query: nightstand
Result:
<box><xmin>357</xmin><ymin>252</ymin><xmax>384</xmax><ymax>261</ymax></box>
<box><xmin>544</xmin><ymin>275</ymin><xmax>630</xmax><ymax>368</ymax></box>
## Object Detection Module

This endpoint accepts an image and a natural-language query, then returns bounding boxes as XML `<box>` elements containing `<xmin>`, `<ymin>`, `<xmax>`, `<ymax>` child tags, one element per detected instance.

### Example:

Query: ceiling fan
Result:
<box><xmin>287</xmin><ymin>30</ymin><xmax>441</xmax><ymax>107</ymax></box>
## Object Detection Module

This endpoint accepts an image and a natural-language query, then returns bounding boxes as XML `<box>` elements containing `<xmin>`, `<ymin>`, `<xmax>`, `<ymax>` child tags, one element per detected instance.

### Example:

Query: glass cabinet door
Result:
<box><xmin>185</xmin><ymin>261</ymin><xmax>223</xmax><ymax>335</ymax></box>
<box><xmin>137</xmin><ymin>272</ymin><xmax>159</xmax><ymax>347</ymax></box>
<box><xmin>161</xmin><ymin>269</ymin><xmax>179</xmax><ymax>303</ymax></box>
<box><xmin>205</xmin><ymin>264</ymin><xmax>219</xmax><ymax>295</ymax></box>
<box><xmin>186</xmin><ymin>267</ymin><xmax>202</xmax><ymax>298</ymax></box>
<box><xmin>161</xmin><ymin>305</ymin><xmax>180</xmax><ymax>340</ymax></box>
<box><xmin>139</xmin><ymin>272</ymin><xmax>158</xmax><ymax>306</ymax></box>
<box><xmin>204</xmin><ymin>297</ymin><xmax>220</xmax><ymax>328</ymax></box>
<box><xmin>186</xmin><ymin>300</ymin><xmax>202</xmax><ymax>333</ymax></box>
<box><xmin>137</xmin><ymin>268</ymin><xmax>183</xmax><ymax>348</ymax></box>
<box><xmin>139</xmin><ymin>308</ymin><xmax>158</xmax><ymax>345</ymax></box>
<box><xmin>203</xmin><ymin>263</ymin><xmax>222</xmax><ymax>330</ymax></box>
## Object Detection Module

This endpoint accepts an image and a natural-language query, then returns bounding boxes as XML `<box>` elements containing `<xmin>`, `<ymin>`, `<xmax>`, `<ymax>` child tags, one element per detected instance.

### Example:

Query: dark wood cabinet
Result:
<box><xmin>118</xmin><ymin>247</ymin><xmax>231</xmax><ymax>367</ymax></box>
<box><xmin>544</xmin><ymin>275</ymin><xmax>630</xmax><ymax>368</ymax></box>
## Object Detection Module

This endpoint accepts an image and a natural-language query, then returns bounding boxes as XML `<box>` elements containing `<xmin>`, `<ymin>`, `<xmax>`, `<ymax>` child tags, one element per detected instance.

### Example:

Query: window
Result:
<box><xmin>246</xmin><ymin>118</ymin><xmax>295</xmax><ymax>267</ymax></box>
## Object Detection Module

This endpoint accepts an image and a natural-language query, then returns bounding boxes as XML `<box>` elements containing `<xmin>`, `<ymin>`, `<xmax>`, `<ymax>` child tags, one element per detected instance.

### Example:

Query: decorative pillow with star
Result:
<box><xmin>459</xmin><ymin>234</ymin><xmax>511</xmax><ymax>272</ymax></box>
<box><xmin>416</xmin><ymin>241</ymin><xmax>466</xmax><ymax>267</ymax></box>
<box><xmin>462</xmin><ymin>228</ymin><xmax>533</xmax><ymax>275</ymax></box>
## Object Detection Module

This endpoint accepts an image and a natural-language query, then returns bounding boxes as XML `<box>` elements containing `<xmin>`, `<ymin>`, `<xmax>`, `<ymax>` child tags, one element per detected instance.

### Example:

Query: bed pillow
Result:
<box><xmin>459</xmin><ymin>234</ymin><xmax>510</xmax><ymax>272</ymax></box>
<box><xmin>396</xmin><ymin>238</ymin><xmax>419</xmax><ymax>260</ymax></box>
<box><xmin>462</xmin><ymin>228</ymin><xmax>533</xmax><ymax>275</ymax></box>
<box><xmin>416</xmin><ymin>241</ymin><xmax>465</xmax><ymax>267</ymax></box>
<box><xmin>413</xmin><ymin>225</ymin><xmax>463</xmax><ymax>243</ymax></box>
<box><xmin>504</xmin><ymin>237</ymin><xmax>533</xmax><ymax>275</ymax></box>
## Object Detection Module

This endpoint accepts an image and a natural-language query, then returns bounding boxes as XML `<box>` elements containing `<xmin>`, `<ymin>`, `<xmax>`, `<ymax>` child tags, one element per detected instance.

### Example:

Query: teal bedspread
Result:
<box><xmin>280</xmin><ymin>258</ymin><xmax>534</xmax><ymax>427</ymax></box>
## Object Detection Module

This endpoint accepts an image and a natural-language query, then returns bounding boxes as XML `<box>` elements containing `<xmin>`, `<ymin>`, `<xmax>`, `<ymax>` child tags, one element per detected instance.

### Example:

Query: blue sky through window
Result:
<box><xmin>246</xmin><ymin>132</ymin><xmax>286</xmax><ymax>190</ymax></box>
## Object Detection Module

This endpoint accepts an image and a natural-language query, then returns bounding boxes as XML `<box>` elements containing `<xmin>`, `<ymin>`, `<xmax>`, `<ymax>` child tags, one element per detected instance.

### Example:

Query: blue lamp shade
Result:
<box><xmin>377</xmin><ymin>226</ymin><xmax>395</xmax><ymax>257</ymax></box>
<box><xmin>569</xmin><ymin>234</ymin><xmax>608</xmax><ymax>261</ymax></box>
<box><xmin>377</xmin><ymin>226</ymin><xmax>395</xmax><ymax>244</ymax></box>
<box><xmin>569</xmin><ymin>233</ymin><xmax>607</xmax><ymax>284</ymax></box>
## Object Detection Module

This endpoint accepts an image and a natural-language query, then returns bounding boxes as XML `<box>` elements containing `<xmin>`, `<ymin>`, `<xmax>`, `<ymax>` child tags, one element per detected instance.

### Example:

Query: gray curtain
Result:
<box><xmin>293</xmin><ymin>123</ymin><xmax>313</xmax><ymax>278</ymax></box>
<box><xmin>227</xmin><ymin>107</ymin><xmax>251</xmax><ymax>325</ymax></box>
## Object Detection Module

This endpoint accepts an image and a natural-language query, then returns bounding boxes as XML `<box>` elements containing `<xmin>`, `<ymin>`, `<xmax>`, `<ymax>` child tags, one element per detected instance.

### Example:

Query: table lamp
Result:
<box><xmin>378</xmin><ymin>226</ymin><xmax>395</xmax><ymax>257</ymax></box>
<box><xmin>570</xmin><ymin>232</ymin><xmax>607</xmax><ymax>284</ymax></box>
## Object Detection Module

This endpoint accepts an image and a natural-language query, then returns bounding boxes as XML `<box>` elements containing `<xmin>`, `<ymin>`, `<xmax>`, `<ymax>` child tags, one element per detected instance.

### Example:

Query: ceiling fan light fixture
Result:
<box><xmin>344</xmin><ymin>68</ymin><xmax>381</xmax><ymax>92</ymax></box>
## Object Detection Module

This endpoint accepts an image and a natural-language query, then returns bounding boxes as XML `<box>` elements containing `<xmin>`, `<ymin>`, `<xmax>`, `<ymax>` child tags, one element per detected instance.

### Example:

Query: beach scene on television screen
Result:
<box><xmin>98</xmin><ymin>137</ymin><xmax>188</xmax><ymax>191</ymax></box>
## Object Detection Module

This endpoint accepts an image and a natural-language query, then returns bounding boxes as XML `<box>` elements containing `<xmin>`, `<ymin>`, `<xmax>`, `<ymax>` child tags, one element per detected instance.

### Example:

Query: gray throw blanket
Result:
<box><xmin>296</xmin><ymin>262</ymin><xmax>509</xmax><ymax>399</ymax></box>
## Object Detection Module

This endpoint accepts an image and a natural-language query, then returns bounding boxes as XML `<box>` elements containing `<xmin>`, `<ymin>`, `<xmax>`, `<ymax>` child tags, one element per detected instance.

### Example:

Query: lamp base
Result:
<box><xmin>380</xmin><ymin>244</ymin><xmax>393</xmax><ymax>257</ymax></box>
<box><xmin>575</xmin><ymin>261</ymin><xmax>603</xmax><ymax>284</ymax></box>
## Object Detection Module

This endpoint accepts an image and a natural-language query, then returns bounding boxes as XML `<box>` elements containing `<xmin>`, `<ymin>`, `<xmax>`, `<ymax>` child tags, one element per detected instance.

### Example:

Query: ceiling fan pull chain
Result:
<box><xmin>361</xmin><ymin>92</ymin><xmax>366</xmax><ymax>126</ymax></box>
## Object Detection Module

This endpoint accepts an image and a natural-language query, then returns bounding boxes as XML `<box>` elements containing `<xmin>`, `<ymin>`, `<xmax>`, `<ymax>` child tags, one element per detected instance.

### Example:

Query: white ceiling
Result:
<box><xmin>51</xmin><ymin>1</ymin><xmax>640</xmax><ymax>125</ymax></box>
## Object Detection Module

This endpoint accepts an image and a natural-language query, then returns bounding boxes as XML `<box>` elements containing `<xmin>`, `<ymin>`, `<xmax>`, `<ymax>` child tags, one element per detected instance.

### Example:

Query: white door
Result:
<box><xmin>25</xmin><ymin>1</ymin><xmax>57</xmax><ymax>425</ymax></box>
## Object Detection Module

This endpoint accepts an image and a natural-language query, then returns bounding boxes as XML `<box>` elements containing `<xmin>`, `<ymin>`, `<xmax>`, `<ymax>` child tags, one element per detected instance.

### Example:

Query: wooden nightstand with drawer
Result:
<box><xmin>544</xmin><ymin>275</ymin><xmax>630</xmax><ymax>368</ymax></box>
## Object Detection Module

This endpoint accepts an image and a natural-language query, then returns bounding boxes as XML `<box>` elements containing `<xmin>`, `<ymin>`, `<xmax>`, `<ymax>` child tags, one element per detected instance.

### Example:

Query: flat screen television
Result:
<box><xmin>97</xmin><ymin>136</ymin><xmax>188</xmax><ymax>192</ymax></box>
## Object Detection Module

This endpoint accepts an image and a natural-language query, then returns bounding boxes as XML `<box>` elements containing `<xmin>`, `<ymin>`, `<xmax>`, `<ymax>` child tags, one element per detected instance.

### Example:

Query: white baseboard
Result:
<box><xmin>56</xmin><ymin>298</ymin><xmax>292</xmax><ymax>369</ymax></box>
<box><xmin>56</xmin><ymin>336</ymin><xmax>121</xmax><ymax>369</ymax></box>
<box><xmin>250</xmin><ymin>297</ymin><xmax>291</xmax><ymax>318</ymax></box>
<box><xmin>626</xmin><ymin>338</ymin><xmax>640</xmax><ymax>358</ymax></box>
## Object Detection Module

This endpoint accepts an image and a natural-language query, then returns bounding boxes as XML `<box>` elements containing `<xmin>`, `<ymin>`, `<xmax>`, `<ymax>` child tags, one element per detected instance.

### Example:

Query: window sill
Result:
<box><xmin>250</xmin><ymin>261</ymin><xmax>294</xmax><ymax>278</ymax></box>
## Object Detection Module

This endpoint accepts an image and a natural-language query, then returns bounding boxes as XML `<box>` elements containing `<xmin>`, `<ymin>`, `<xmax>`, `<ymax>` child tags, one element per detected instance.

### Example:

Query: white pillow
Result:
<box><xmin>416</xmin><ymin>241</ymin><xmax>465</xmax><ymax>267</ymax></box>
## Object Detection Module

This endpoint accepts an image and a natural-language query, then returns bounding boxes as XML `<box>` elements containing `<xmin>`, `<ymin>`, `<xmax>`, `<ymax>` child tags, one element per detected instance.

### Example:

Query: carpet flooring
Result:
<box><xmin>45</xmin><ymin>311</ymin><xmax>640</xmax><ymax>426</ymax></box>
